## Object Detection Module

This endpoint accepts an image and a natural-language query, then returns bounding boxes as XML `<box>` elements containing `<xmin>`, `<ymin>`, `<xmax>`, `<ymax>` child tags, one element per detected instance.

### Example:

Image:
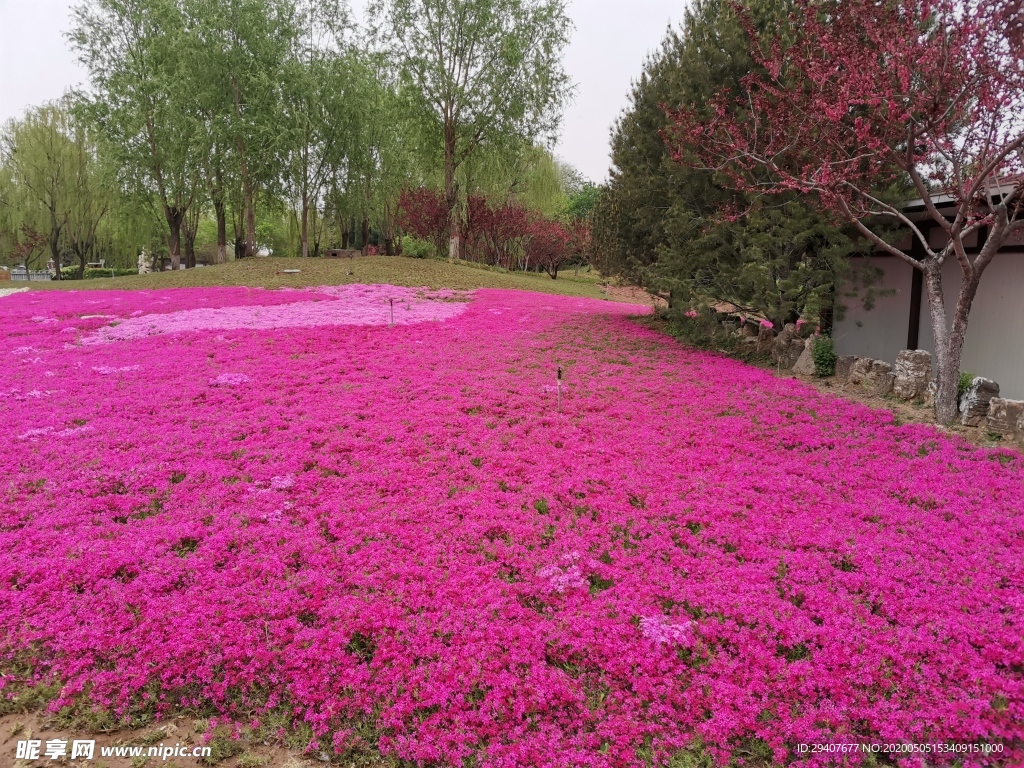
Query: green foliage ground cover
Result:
<box><xmin>26</xmin><ymin>255</ymin><xmax>618</xmax><ymax>299</ymax></box>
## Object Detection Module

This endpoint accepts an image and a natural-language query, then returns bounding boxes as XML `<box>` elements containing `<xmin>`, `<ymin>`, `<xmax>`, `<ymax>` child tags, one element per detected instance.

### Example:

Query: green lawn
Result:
<box><xmin>23</xmin><ymin>256</ymin><xmax>621</xmax><ymax>300</ymax></box>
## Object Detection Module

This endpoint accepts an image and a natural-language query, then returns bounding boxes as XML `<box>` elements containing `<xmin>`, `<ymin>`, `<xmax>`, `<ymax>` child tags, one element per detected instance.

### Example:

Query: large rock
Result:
<box><xmin>848</xmin><ymin>357</ymin><xmax>874</xmax><ymax>386</ymax></box>
<box><xmin>922</xmin><ymin>380</ymin><xmax>938</xmax><ymax>409</ymax></box>
<box><xmin>756</xmin><ymin>325</ymin><xmax>776</xmax><ymax>354</ymax></box>
<box><xmin>738</xmin><ymin>336</ymin><xmax>758</xmax><ymax>351</ymax></box>
<box><xmin>960</xmin><ymin>377</ymin><xmax>1000</xmax><ymax>426</ymax></box>
<box><xmin>892</xmin><ymin>350</ymin><xmax>932</xmax><ymax>401</ymax></box>
<box><xmin>771</xmin><ymin>324</ymin><xmax>797</xmax><ymax>362</ymax></box>
<box><xmin>863</xmin><ymin>360</ymin><xmax>895</xmax><ymax>396</ymax></box>
<box><xmin>740</xmin><ymin>323</ymin><xmax>758</xmax><ymax>338</ymax></box>
<box><xmin>793</xmin><ymin>339</ymin><xmax>817</xmax><ymax>376</ymax></box>
<box><xmin>835</xmin><ymin>355</ymin><xmax>861</xmax><ymax>383</ymax></box>
<box><xmin>986</xmin><ymin>398</ymin><xmax>1024</xmax><ymax>439</ymax></box>
<box><xmin>780</xmin><ymin>338</ymin><xmax>805</xmax><ymax>369</ymax></box>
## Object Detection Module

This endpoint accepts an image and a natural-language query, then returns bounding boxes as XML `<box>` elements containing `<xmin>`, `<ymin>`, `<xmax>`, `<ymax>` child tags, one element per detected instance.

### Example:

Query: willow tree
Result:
<box><xmin>370</xmin><ymin>0</ymin><xmax>573</xmax><ymax>261</ymax></box>
<box><xmin>183</xmin><ymin>0</ymin><xmax>300</xmax><ymax>260</ymax></box>
<box><xmin>71</xmin><ymin>0</ymin><xmax>202</xmax><ymax>271</ymax></box>
<box><xmin>340</xmin><ymin>55</ymin><xmax>424</xmax><ymax>257</ymax></box>
<box><xmin>280</xmin><ymin>0</ymin><xmax>350</xmax><ymax>258</ymax></box>
<box><xmin>1</xmin><ymin>105</ymin><xmax>73</xmax><ymax>279</ymax></box>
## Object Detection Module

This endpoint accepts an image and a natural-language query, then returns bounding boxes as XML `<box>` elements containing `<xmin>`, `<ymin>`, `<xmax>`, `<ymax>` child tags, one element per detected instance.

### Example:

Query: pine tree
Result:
<box><xmin>593</xmin><ymin>0</ymin><xmax>878</xmax><ymax>328</ymax></box>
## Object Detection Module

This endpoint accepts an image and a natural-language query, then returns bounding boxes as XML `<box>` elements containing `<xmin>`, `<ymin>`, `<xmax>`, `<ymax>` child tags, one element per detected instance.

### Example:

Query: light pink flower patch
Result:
<box><xmin>82</xmin><ymin>284</ymin><xmax>471</xmax><ymax>344</ymax></box>
<box><xmin>210</xmin><ymin>373</ymin><xmax>252</xmax><ymax>387</ymax></box>
<box><xmin>270</xmin><ymin>475</ymin><xmax>295</xmax><ymax>491</ymax></box>
<box><xmin>639</xmin><ymin>616</ymin><xmax>695</xmax><ymax>646</ymax></box>
<box><xmin>538</xmin><ymin>554</ymin><xmax>589</xmax><ymax>593</ymax></box>
<box><xmin>92</xmin><ymin>365</ymin><xmax>140</xmax><ymax>376</ymax></box>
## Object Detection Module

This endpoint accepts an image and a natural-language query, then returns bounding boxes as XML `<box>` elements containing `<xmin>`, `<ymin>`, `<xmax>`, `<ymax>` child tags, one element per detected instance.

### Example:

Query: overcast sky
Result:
<box><xmin>0</xmin><ymin>0</ymin><xmax>684</xmax><ymax>182</ymax></box>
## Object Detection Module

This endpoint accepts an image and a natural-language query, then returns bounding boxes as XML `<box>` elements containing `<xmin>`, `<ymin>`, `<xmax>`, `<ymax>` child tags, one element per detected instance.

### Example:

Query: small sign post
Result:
<box><xmin>557</xmin><ymin>366</ymin><xmax>563</xmax><ymax>414</ymax></box>
<box><xmin>390</xmin><ymin>298</ymin><xmax>394</xmax><ymax>327</ymax></box>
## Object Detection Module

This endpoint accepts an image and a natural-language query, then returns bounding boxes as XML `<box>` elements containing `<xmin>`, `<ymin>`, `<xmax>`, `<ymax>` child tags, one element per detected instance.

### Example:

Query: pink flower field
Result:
<box><xmin>1</xmin><ymin>285</ymin><xmax>1022</xmax><ymax>767</ymax></box>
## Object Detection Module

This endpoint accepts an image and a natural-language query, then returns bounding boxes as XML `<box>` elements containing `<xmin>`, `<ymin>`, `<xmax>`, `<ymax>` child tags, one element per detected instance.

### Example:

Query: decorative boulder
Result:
<box><xmin>793</xmin><ymin>340</ymin><xmax>817</xmax><ymax>376</ymax></box>
<box><xmin>986</xmin><ymin>398</ymin><xmax>1024</xmax><ymax>440</ymax></box>
<box><xmin>756</xmin><ymin>325</ymin><xmax>776</xmax><ymax>354</ymax></box>
<box><xmin>848</xmin><ymin>357</ymin><xmax>874</xmax><ymax>386</ymax></box>
<box><xmin>738</xmin><ymin>336</ymin><xmax>758</xmax><ymax>351</ymax></box>
<box><xmin>892</xmin><ymin>350</ymin><xmax>932</xmax><ymax>401</ymax></box>
<box><xmin>835</xmin><ymin>355</ymin><xmax>861</xmax><ymax>382</ymax></box>
<box><xmin>740</xmin><ymin>323</ymin><xmax>758</xmax><ymax>338</ymax></box>
<box><xmin>864</xmin><ymin>360</ymin><xmax>895</xmax><ymax>396</ymax></box>
<box><xmin>960</xmin><ymin>377</ymin><xmax>1000</xmax><ymax>426</ymax></box>
<box><xmin>771</xmin><ymin>324</ymin><xmax>797</xmax><ymax>362</ymax></box>
<box><xmin>778</xmin><ymin>338</ymin><xmax>803</xmax><ymax>369</ymax></box>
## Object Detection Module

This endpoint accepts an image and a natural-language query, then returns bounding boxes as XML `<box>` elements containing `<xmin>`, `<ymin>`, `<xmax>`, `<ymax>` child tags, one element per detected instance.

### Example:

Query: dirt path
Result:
<box><xmin>0</xmin><ymin>712</ymin><xmax>316</xmax><ymax>768</ymax></box>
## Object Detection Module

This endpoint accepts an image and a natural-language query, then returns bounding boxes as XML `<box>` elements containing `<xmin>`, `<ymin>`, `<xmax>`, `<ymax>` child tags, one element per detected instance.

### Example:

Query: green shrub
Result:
<box><xmin>810</xmin><ymin>335</ymin><xmax>837</xmax><ymax>377</ymax></box>
<box><xmin>958</xmin><ymin>371</ymin><xmax>975</xmax><ymax>399</ymax></box>
<box><xmin>401</xmin><ymin>236</ymin><xmax>434</xmax><ymax>259</ymax></box>
<box><xmin>61</xmin><ymin>267</ymin><xmax>138</xmax><ymax>280</ymax></box>
<box><xmin>666</xmin><ymin>307</ymin><xmax>742</xmax><ymax>353</ymax></box>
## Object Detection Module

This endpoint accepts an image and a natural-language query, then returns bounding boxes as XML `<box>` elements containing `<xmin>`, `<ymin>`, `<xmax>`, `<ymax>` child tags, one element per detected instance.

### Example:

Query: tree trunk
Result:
<box><xmin>924</xmin><ymin>265</ymin><xmax>958</xmax><ymax>425</ymax></box>
<box><xmin>337</xmin><ymin>205</ymin><xmax>349</xmax><ymax>249</ymax></box>
<box><xmin>184</xmin><ymin>209</ymin><xmax>198</xmax><ymax>269</ymax></box>
<box><xmin>384</xmin><ymin>238</ymin><xmax>395</xmax><ymax>256</ymax></box>
<box><xmin>234</xmin><ymin>84</ymin><xmax>257</xmax><ymax>259</ymax></box>
<box><xmin>925</xmin><ymin>255</ymin><xmax>986</xmax><ymax>425</ymax></box>
<box><xmin>360</xmin><ymin>218</ymin><xmax>370</xmax><ymax>256</ymax></box>
<box><xmin>215</xmin><ymin>200</ymin><xmax>228</xmax><ymax>264</ymax></box>
<box><xmin>244</xmin><ymin>182</ymin><xmax>258</xmax><ymax>260</ymax></box>
<box><xmin>49</xmin><ymin>236</ymin><xmax>62</xmax><ymax>281</ymax></box>
<box><xmin>444</xmin><ymin>126</ymin><xmax>460</xmax><ymax>263</ymax></box>
<box><xmin>166</xmin><ymin>208</ymin><xmax>184</xmax><ymax>271</ymax></box>
<box><xmin>184</xmin><ymin>229</ymin><xmax>197</xmax><ymax>269</ymax></box>
<box><xmin>49</xmin><ymin>214</ymin><xmax>62</xmax><ymax>281</ymax></box>
<box><xmin>301</xmin><ymin>197</ymin><xmax>310</xmax><ymax>259</ymax></box>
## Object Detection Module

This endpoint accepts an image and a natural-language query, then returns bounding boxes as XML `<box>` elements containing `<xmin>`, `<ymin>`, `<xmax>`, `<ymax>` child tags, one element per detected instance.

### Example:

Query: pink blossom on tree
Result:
<box><xmin>666</xmin><ymin>0</ymin><xmax>1024</xmax><ymax>424</ymax></box>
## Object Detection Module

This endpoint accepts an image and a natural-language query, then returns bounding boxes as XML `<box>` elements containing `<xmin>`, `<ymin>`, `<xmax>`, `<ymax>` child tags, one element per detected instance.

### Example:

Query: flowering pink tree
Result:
<box><xmin>470</xmin><ymin>197</ymin><xmax>532</xmax><ymax>270</ymax></box>
<box><xmin>527</xmin><ymin>217</ymin><xmax>571</xmax><ymax>279</ymax></box>
<box><xmin>667</xmin><ymin>0</ymin><xmax>1024</xmax><ymax>424</ymax></box>
<box><xmin>398</xmin><ymin>187</ymin><xmax>450</xmax><ymax>258</ymax></box>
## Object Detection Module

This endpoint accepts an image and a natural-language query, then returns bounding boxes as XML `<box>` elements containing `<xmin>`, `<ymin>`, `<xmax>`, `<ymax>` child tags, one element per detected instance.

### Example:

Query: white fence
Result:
<box><xmin>10</xmin><ymin>269</ymin><xmax>53</xmax><ymax>282</ymax></box>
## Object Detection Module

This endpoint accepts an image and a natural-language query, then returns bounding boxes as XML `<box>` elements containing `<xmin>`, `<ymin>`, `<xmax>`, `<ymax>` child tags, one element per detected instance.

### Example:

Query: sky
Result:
<box><xmin>0</xmin><ymin>0</ymin><xmax>685</xmax><ymax>182</ymax></box>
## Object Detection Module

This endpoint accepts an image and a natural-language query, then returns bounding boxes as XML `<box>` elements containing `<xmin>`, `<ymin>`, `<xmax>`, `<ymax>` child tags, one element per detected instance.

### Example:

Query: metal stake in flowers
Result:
<box><xmin>390</xmin><ymin>298</ymin><xmax>394</xmax><ymax>328</ymax></box>
<box><xmin>557</xmin><ymin>367</ymin><xmax>563</xmax><ymax>414</ymax></box>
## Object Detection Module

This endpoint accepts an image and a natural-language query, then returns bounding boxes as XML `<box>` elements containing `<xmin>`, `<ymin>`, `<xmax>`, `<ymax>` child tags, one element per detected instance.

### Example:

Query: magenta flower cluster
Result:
<box><xmin>0</xmin><ymin>285</ymin><xmax>1021</xmax><ymax>767</ymax></box>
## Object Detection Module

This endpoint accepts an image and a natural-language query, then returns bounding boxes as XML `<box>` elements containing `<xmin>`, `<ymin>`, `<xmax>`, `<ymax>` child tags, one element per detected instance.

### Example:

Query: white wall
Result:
<box><xmin>917</xmin><ymin>252</ymin><xmax>1024</xmax><ymax>400</ymax></box>
<box><xmin>834</xmin><ymin>256</ymin><xmax>914</xmax><ymax>364</ymax></box>
<box><xmin>835</xmin><ymin>252</ymin><xmax>1024</xmax><ymax>400</ymax></box>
